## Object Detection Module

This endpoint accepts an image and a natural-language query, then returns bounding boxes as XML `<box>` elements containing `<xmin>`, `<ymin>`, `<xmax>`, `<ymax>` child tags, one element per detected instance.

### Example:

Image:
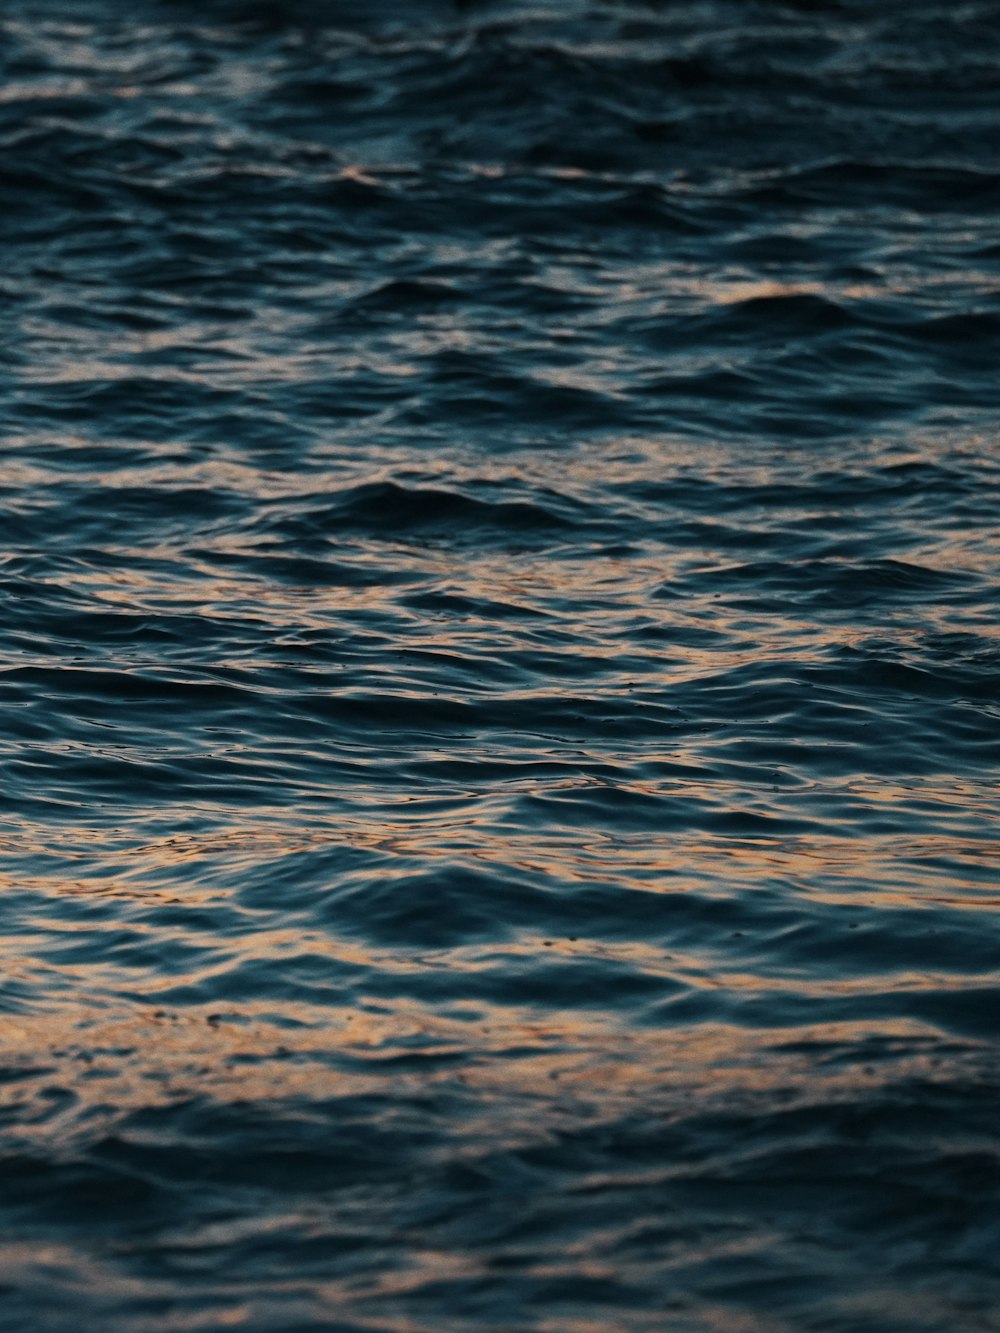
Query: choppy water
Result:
<box><xmin>2</xmin><ymin>2</ymin><xmax>1000</xmax><ymax>1329</ymax></box>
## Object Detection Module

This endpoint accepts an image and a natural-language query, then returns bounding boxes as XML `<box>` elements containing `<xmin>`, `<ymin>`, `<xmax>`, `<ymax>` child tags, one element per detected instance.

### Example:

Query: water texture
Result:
<box><xmin>2</xmin><ymin>1</ymin><xmax>999</xmax><ymax>1329</ymax></box>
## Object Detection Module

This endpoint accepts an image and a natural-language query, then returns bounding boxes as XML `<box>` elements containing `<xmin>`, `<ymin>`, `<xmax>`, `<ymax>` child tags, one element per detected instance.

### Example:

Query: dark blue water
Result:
<box><xmin>2</xmin><ymin>2</ymin><xmax>1000</xmax><ymax>1329</ymax></box>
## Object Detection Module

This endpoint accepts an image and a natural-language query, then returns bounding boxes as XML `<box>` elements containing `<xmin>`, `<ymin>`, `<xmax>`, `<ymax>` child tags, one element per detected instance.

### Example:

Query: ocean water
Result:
<box><xmin>2</xmin><ymin>1</ymin><xmax>999</xmax><ymax>1329</ymax></box>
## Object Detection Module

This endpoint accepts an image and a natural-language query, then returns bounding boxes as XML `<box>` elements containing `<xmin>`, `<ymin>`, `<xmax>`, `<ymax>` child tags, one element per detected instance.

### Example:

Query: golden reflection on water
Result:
<box><xmin>0</xmin><ymin>986</ymin><xmax>966</xmax><ymax>1155</ymax></box>
<box><xmin>1</xmin><ymin>770</ymin><xmax>996</xmax><ymax>912</ymax></box>
<box><xmin>2</xmin><ymin>797</ymin><xmax>996</xmax><ymax>1153</ymax></box>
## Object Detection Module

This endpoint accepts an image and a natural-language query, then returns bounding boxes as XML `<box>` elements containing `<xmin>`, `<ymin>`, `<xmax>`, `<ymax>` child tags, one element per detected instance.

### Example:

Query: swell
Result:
<box><xmin>2</xmin><ymin>1</ymin><xmax>1000</xmax><ymax>1330</ymax></box>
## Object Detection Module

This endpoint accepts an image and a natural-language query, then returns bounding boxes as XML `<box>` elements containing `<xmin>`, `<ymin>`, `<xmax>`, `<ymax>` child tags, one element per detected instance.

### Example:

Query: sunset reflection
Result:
<box><xmin>4</xmin><ymin>0</ymin><xmax>999</xmax><ymax>1326</ymax></box>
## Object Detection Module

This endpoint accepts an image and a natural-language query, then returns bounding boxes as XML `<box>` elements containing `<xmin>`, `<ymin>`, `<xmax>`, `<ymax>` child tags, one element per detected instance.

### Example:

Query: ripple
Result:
<box><xmin>2</xmin><ymin>0</ymin><xmax>1000</xmax><ymax>1329</ymax></box>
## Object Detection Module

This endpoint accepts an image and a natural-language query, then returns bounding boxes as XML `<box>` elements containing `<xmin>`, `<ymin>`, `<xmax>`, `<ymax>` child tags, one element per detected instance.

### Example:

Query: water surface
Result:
<box><xmin>2</xmin><ymin>2</ymin><xmax>1000</xmax><ymax>1329</ymax></box>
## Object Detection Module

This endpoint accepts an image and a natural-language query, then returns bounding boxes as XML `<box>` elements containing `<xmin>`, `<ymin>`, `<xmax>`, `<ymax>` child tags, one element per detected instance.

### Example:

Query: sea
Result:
<box><xmin>2</xmin><ymin>2</ymin><xmax>999</xmax><ymax>1329</ymax></box>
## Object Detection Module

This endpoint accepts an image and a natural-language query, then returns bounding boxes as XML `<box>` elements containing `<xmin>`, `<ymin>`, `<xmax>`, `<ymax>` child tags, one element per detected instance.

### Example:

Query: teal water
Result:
<box><xmin>2</xmin><ymin>3</ymin><xmax>1000</xmax><ymax>1329</ymax></box>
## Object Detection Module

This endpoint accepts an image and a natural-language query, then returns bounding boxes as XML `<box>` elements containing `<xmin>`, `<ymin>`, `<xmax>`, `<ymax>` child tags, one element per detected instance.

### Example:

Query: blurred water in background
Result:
<box><xmin>1</xmin><ymin>2</ymin><xmax>999</xmax><ymax>1329</ymax></box>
